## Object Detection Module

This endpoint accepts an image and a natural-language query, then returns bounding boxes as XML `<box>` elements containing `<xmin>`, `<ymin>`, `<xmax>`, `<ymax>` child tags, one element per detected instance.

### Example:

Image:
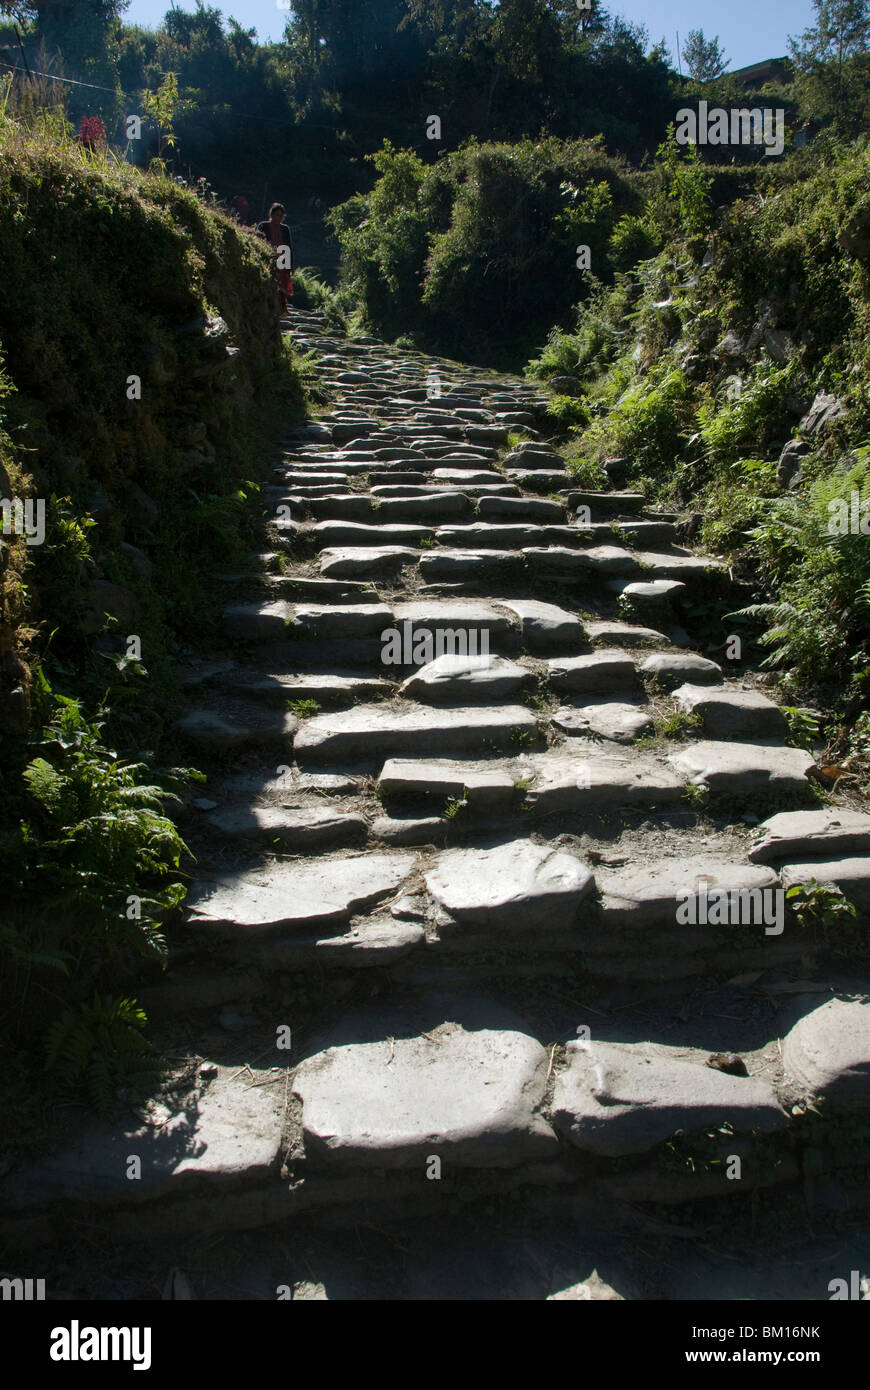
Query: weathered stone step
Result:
<box><xmin>496</xmin><ymin>599</ymin><xmax>586</xmax><ymax>649</ymax></box>
<box><xmin>294</xmin><ymin>703</ymin><xmax>540</xmax><ymax>762</ymax></box>
<box><xmin>674</xmin><ymin>684</ymin><xmax>787</xmax><ymax>739</ymax></box>
<box><xmin>524</xmin><ymin>544</ymin><xmax>643</xmax><ymax>576</ymax></box>
<box><xmin>228</xmin><ymin>668</ymin><xmax>389</xmax><ymax>699</ymax></box>
<box><xmin>564</xmin><ymin>490</ymin><xmax>646</xmax><ymax>515</ymax></box>
<box><xmin>400</xmin><ymin>654</ymin><xmax>532</xmax><ymax>702</ymax></box>
<box><xmin>292</xmin><ymin>1000</ymin><xmax>558</xmax><ymax>1169</ymax></box>
<box><xmin>205</xmin><ymin>803</ymin><xmax>367</xmax><ymax>850</ymax></box>
<box><xmin>175</xmin><ymin>699</ymin><xmax>297</xmax><ymax>752</ymax></box>
<box><xmin>312</xmin><ymin>521</ymin><xmax>435</xmax><ymax>547</ymax></box>
<box><xmin>748</xmin><ymin>808</ymin><xmax>870</xmax><ymax>864</ymax></box>
<box><xmin>377</xmin><ymin>757</ymin><xmax>518</xmax><ymax>805</ymax></box>
<box><xmin>668</xmin><ymin>741</ymin><xmax>815</xmax><ymax>795</ymax></box>
<box><xmin>548</xmin><ymin>650</ymin><xmax>637</xmax><ymax>692</ymax></box>
<box><xmin>292</xmin><ymin>603</ymin><xmax>394</xmax><ymax>638</ymax></box>
<box><xmin>309</xmin><ymin>492</ymin><xmax>474</xmax><ymax>523</ymax></box>
<box><xmin>186</xmin><ymin>852</ymin><xmax>416</xmax><ymax>935</ymax></box>
<box><xmin>319</xmin><ymin>546</ymin><xmax>419</xmax><ymax>578</ymax></box>
<box><xmin>437</xmin><ymin>523</ymin><xmax>581</xmax><ymax>549</ymax></box>
<box><xmin>477</xmin><ymin>495</ymin><xmax>566</xmax><ymax>521</ymax></box>
<box><xmin>552</xmin><ymin>1039</ymin><xmax>785</xmax><ymax>1158</ymax></box>
<box><xmin>419</xmin><ymin>549</ymin><xmax>522</xmax><ymax>580</ymax></box>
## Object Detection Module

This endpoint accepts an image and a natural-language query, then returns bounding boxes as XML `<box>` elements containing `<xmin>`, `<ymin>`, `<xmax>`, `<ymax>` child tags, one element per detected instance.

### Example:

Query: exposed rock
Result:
<box><xmin>551</xmin><ymin>1040</ymin><xmax>785</xmax><ymax>1157</ymax></box>
<box><xmin>782</xmin><ymin>999</ymin><xmax>870</xmax><ymax>1106</ymax></box>
<box><xmin>425</xmin><ymin>839</ymin><xmax>595</xmax><ymax>932</ymax></box>
<box><xmin>799</xmin><ymin>392</ymin><xmax>847</xmax><ymax>437</ymax></box>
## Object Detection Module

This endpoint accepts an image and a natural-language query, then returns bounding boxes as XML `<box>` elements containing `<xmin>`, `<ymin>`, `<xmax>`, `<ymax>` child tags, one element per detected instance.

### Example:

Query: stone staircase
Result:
<box><xmin>5</xmin><ymin>307</ymin><xmax>869</xmax><ymax>1298</ymax></box>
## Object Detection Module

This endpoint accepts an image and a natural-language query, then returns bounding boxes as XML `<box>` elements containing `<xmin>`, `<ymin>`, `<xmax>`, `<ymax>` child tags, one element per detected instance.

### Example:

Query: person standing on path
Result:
<box><xmin>257</xmin><ymin>202</ymin><xmax>294</xmax><ymax>315</ymax></box>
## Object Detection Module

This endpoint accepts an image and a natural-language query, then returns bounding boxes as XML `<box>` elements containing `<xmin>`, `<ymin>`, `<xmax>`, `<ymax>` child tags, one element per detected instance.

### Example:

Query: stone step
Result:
<box><xmin>477</xmin><ymin>495</ymin><xmax>566</xmax><ymax>522</ymax></box>
<box><xmin>437</xmin><ymin>524</ymin><xmax>581</xmax><ymax>549</ymax></box>
<box><xmin>175</xmin><ymin>699</ymin><xmax>297</xmax><ymax>752</ymax></box>
<box><xmin>291</xmin><ymin>603</ymin><xmax>394</xmax><ymax>638</ymax></box>
<box><xmin>548</xmin><ymin>650</ymin><xmax>637</xmax><ymax>693</ymax></box>
<box><xmin>748</xmin><ymin>808</ymin><xmax>870</xmax><ymax>864</ymax></box>
<box><xmin>294</xmin><ymin>703</ymin><xmax>540</xmax><ymax>763</ymax></box>
<box><xmin>310</xmin><ymin>493</ymin><xmax>474</xmax><ymax>523</ymax></box>
<box><xmin>186</xmin><ymin>852</ymin><xmax>417</xmax><ymax>936</ymax></box>
<box><xmin>319</xmin><ymin>546</ymin><xmax>420</xmax><ymax>578</ymax></box>
<box><xmin>399</xmin><ymin>654</ymin><xmax>532</xmax><ymax>703</ymax></box>
<box><xmin>674</xmin><ymin>684</ymin><xmax>787</xmax><ymax>739</ymax></box>
<box><xmin>524</xmin><ymin>545</ymin><xmax>643</xmax><ymax>576</ymax></box>
<box><xmin>217</xmin><ymin>670</ymin><xmax>392</xmax><ymax>705</ymax></box>
<box><xmin>496</xmin><ymin>599</ymin><xmax>586</xmax><ymax>650</ymax></box>
<box><xmin>377</xmin><ymin>757</ymin><xmax>518</xmax><ymax>806</ymax></box>
<box><xmin>564</xmin><ymin>490</ymin><xmax>646</xmax><ymax>515</ymax></box>
<box><xmin>667</xmin><ymin>741</ymin><xmax>815</xmax><ymax>795</ymax></box>
<box><xmin>292</xmin><ymin>999</ymin><xmax>558</xmax><ymax>1169</ymax></box>
<box><xmin>312</xmin><ymin>521</ymin><xmax>435</xmax><ymax>547</ymax></box>
<box><xmin>205</xmin><ymin>804</ymin><xmax>368</xmax><ymax>851</ymax></box>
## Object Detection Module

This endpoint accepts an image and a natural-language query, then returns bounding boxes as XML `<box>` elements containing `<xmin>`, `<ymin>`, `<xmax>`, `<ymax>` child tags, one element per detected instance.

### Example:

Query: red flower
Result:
<box><xmin>78</xmin><ymin>116</ymin><xmax>106</xmax><ymax>144</ymax></box>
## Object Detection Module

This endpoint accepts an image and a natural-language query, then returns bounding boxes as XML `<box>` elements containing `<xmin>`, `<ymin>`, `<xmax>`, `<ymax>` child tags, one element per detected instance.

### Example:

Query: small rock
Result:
<box><xmin>218</xmin><ymin>1012</ymin><xmax>246</xmax><ymax>1032</ymax></box>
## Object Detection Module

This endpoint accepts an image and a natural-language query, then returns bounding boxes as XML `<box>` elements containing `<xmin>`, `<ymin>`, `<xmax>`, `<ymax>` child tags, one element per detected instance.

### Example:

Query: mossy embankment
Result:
<box><xmin>0</xmin><ymin>120</ymin><xmax>307</xmax><ymax>1094</ymax></box>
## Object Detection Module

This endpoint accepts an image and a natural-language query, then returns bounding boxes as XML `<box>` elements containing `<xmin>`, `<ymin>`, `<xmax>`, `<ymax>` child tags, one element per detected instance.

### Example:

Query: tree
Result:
<box><xmin>682</xmin><ymin>29</ymin><xmax>728</xmax><ymax>81</ymax></box>
<box><xmin>789</xmin><ymin>0</ymin><xmax>870</xmax><ymax>131</ymax></box>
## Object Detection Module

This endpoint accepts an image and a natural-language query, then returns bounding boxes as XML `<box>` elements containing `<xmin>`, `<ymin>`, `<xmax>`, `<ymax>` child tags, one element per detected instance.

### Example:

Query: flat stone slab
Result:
<box><xmin>175</xmin><ymin>703</ymin><xmax>297</xmax><ymax>752</ymax></box>
<box><xmin>585</xmin><ymin>621</ymin><xmax>670</xmax><ymax>648</ymax></box>
<box><xmin>554</xmin><ymin>701</ymin><xmax>653</xmax><ymax>744</ymax></box>
<box><xmin>371</xmin><ymin>814</ymin><xmax>446</xmax><ymax>845</ymax></box>
<box><xmin>548</xmin><ymin>650</ymin><xmax>637</xmax><ymax>693</ymax></box>
<box><xmin>551</xmin><ymin>1040</ymin><xmax>785</xmax><ymax>1157</ymax></box>
<box><xmin>641</xmin><ymin>653</ymin><xmax>723</xmax><ymax>685</ymax></box>
<box><xmin>782</xmin><ymin>999</ymin><xmax>870</xmax><ymax>1106</ymax></box>
<box><xmin>477</xmin><ymin>495</ymin><xmax>565</xmax><ymax>521</ymax></box>
<box><xmin>206</xmin><ymin>805</ymin><xmax>367</xmax><ymax>850</ymax></box>
<box><xmin>419</xmin><ymin>549</ymin><xmax>518</xmax><ymax>578</ymax></box>
<box><xmin>668</xmin><ymin>742</ymin><xmax>815</xmax><ymax>794</ymax></box>
<box><xmin>222</xmin><ymin>601</ymin><xmax>291</xmax><ymax>641</ymax></box>
<box><xmin>400</xmin><ymin>654</ymin><xmax>529</xmax><ymax>702</ymax></box>
<box><xmin>292</xmin><ymin>603</ymin><xmax>393</xmax><ymax>638</ymax></box>
<box><xmin>227</xmin><ymin>670</ymin><xmax>390</xmax><ymax>703</ymax></box>
<box><xmin>748</xmin><ymin>809</ymin><xmax>870</xmax><ymax>864</ymax></box>
<box><xmin>497</xmin><ymin>599</ymin><xmax>586</xmax><ymax>649</ymax></box>
<box><xmin>4</xmin><ymin>1067</ymin><xmax>283</xmax><ymax>1208</ymax></box>
<box><xmin>391</xmin><ymin>599</ymin><xmax>513</xmax><ymax>635</ymax></box>
<box><xmin>674</xmin><ymin>684</ymin><xmax>787</xmax><ymax>739</ymax></box>
<box><xmin>438</xmin><ymin>523</ymin><xmax>571</xmax><ymax>549</ymax></box>
<box><xmin>295</xmin><ymin>704</ymin><xmax>537</xmax><ymax>762</ymax></box>
<box><xmin>293</xmin><ymin>1004</ymin><xmax>558</xmax><ymax>1168</ymax></box>
<box><xmin>186</xmin><ymin>853</ymin><xmax>416</xmax><ymax>935</ymax></box>
<box><xmin>599</xmin><ymin>857</ymin><xmax>779</xmax><ymax>928</ymax></box>
<box><xmin>634</xmin><ymin>550</ymin><xmax>727</xmax><ymax>580</ymax></box>
<box><xmin>616</xmin><ymin>579</ymin><xmax>686</xmax><ymax>601</ymax></box>
<box><xmin>425</xmin><ymin>839</ymin><xmax>595</xmax><ymax>932</ymax></box>
<box><xmin>313</xmin><ymin>521</ymin><xmax>434</xmax><ymax>547</ymax></box>
<box><xmin>522</xmin><ymin>748</ymin><xmax>684</xmax><ymax>812</ymax></box>
<box><xmin>253</xmin><ymin>918</ymin><xmax>425</xmax><ymax>970</ymax></box>
<box><xmin>780</xmin><ymin>856</ymin><xmax>870</xmax><ymax>910</ymax></box>
<box><xmin>524</xmin><ymin>546</ymin><xmax>640</xmax><ymax>576</ymax></box>
<box><xmin>319</xmin><ymin>546</ymin><xmax>419</xmax><ymax>577</ymax></box>
<box><xmin>378</xmin><ymin>758</ymin><xmax>516</xmax><ymax>805</ymax></box>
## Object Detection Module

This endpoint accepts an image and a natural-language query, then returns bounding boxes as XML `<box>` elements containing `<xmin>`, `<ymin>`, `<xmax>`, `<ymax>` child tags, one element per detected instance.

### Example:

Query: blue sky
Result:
<box><xmin>122</xmin><ymin>0</ymin><xmax>818</xmax><ymax>71</ymax></box>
